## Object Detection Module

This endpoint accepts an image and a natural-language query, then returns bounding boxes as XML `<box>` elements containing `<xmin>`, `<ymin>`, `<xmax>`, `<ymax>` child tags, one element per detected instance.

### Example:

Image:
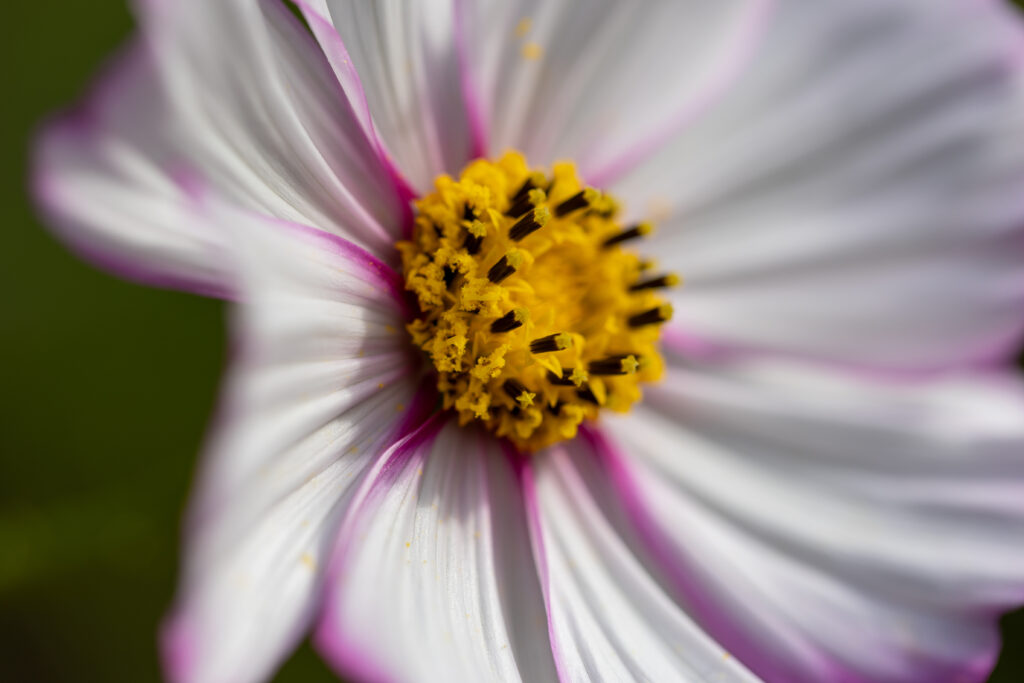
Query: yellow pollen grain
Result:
<box><xmin>515</xmin><ymin>17</ymin><xmax>532</xmax><ymax>38</ymax></box>
<box><xmin>398</xmin><ymin>151</ymin><xmax>674</xmax><ymax>451</ymax></box>
<box><xmin>300</xmin><ymin>553</ymin><xmax>316</xmax><ymax>571</ymax></box>
<box><xmin>521</xmin><ymin>42</ymin><xmax>543</xmax><ymax>61</ymax></box>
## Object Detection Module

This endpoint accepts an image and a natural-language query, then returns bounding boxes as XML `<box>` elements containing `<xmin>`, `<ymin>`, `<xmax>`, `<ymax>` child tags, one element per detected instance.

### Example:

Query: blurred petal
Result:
<box><xmin>301</xmin><ymin>0</ymin><xmax>475</xmax><ymax>194</ymax></box>
<box><xmin>523</xmin><ymin>447</ymin><xmax>759</xmax><ymax>682</ymax></box>
<box><xmin>611</xmin><ymin>0</ymin><xmax>1024</xmax><ymax>372</ymax></box>
<box><xmin>163</xmin><ymin>204</ymin><xmax>424</xmax><ymax>683</ymax></box>
<box><xmin>316</xmin><ymin>421</ymin><xmax>557</xmax><ymax>683</ymax></box>
<box><xmin>31</xmin><ymin>41</ymin><xmax>230</xmax><ymax>297</ymax></box>
<box><xmin>138</xmin><ymin>0</ymin><xmax>408</xmax><ymax>255</ymax></box>
<box><xmin>457</xmin><ymin>0</ymin><xmax>769</xmax><ymax>180</ymax></box>
<box><xmin>597</xmin><ymin>356</ymin><xmax>1024</xmax><ymax>682</ymax></box>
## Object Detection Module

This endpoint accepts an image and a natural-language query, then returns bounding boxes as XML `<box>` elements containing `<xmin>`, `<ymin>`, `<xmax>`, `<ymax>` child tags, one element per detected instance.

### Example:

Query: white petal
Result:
<box><xmin>599</xmin><ymin>356</ymin><xmax>1024</xmax><ymax>682</ymax></box>
<box><xmin>315</xmin><ymin>420</ymin><xmax>557</xmax><ymax>683</ymax></box>
<box><xmin>302</xmin><ymin>0</ymin><xmax>476</xmax><ymax>194</ymax></box>
<box><xmin>457</xmin><ymin>0</ymin><xmax>768</xmax><ymax>179</ymax></box>
<box><xmin>32</xmin><ymin>41</ymin><xmax>230</xmax><ymax>297</ymax></box>
<box><xmin>525</xmin><ymin>444</ymin><xmax>760</xmax><ymax>682</ymax></box>
<box><xmin>611</xmin><ymin>0</ymin><xmax>1024</xmax><ymax>371</ymax></box>
<box><xmin>139</xmin><ymin>0</ymin><xmax>408</xmax><ymax>255</ymax></box>
<box><xmin>163</xmin><ymin>205</ymin><xmax>421</xmax><ymax>683</ymax></box>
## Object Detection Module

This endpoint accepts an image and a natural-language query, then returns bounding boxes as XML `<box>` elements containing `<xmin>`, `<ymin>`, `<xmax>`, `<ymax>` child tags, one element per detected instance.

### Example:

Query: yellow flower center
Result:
<box><xmin>399</xmin><ymin>152</ymin><xmax>676</xmax><ymax>451</ymax></box>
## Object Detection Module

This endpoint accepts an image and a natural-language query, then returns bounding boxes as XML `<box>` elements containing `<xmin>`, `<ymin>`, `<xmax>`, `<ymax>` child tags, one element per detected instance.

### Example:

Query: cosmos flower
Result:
<box><xmin>31</xmin><ymin>0</ymin><xmax>1024</xmax><ymax>681</ymax></box>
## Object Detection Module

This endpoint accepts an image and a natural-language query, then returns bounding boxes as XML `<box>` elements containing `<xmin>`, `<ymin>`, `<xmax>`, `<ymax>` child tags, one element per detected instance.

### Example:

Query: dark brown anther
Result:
<box><xmin>603</xmin><ymin>223</ymin><xmax>652</xmax><ymax>248</ymax></box>
<box><xmin>627</xmin><ymin>305</ymin><xmax>672</xmax><ymax>328</ymax></box>
<box><xmin>589</xmin><ymin>354</ymin><xmax>639</xmax><ymax>376</ymax></box>
<box><xmin>547</xmin><ymin>370</ymin><xmax>577</xmax><ymax>386</ymax></box>
<box><xmin>443</xmin><ymin>265</ymin><xmax>458</xmax><ymax>289</ymax></box>
<box><xmin>530</xmin><ymin>333</ymin><xmax>571</xmax><ymax>354</ymax></box>
<box><xmin>555</xmin><ymin>189</ymin><xmax>595</xmax><ymax>217</ymax></box>
<box><xmin>463</xmin><ymin>230</ymin><xmax>483</xmax><ymax>255</ymax></box>
<box><xmin>491</xmin><ymin>310</ymin><xmax>525</xmax><ymax>333</ymax></box>
<box><xmin>463</xmin><ymin>204</ymin><xmax>478</xmax><ymax>221</ymax></box>
<box><xmin>629</xmin><ymin>274</ymin><xmax>679</xmax><ymax>292</ymax></box>
<box><xmin>506</xmin><ymin>193</ymin><xmax>535</xmax><ymax>219</ymax></box>
<box><xmin>577</xmin><ymin>386</ymin><xmax>600</xmax><ymax>405</ymax></box>
<box><xmin>487</xmin><ymin>254</ymin><xmax>518</xmax><ymax>283</ymax></box>
<box><xmin>509</xmin><ymin>207</ymin><xmax>550</xmax><ymax>241</ymax></box>
<box><xmin>503</xmin><ymin>379</ymin><xmax>530</xmax><ymax>401</ymax></box>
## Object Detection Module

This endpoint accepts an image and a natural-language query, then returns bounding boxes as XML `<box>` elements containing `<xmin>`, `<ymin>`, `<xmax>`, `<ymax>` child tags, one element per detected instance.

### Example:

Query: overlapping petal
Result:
<box><xmin>137</xmin><ymin>0</ymin><xmax>409</xmax><ymax>256</ymax></box>
<box><xmin>456</xmin><ymin>0</ymin><xmax>769</xmax><ymax>182</ymax></box>
<box><xmin>316</xmin><ymin>420</ymin><xmax>557</xmax><ymax>683</ymax></box>
<box><xmin>597</xmin><ymin>355</ymin><xmax>1024</xmax><ymax>682</ymax></box>
<box><xmin>524</xmin><ymin>446</ymin><xmax>759</xmax><ymax>682</ymax></box>
<box><xmin>610</xmin><ymin>0</ymin><xmax>1024</xmax><ymax>372</ymax></box>
<box><xmin>162</xmin><ymin>202</ymin><xmax>422</xmax><ymax>683</ymax></box>
<box><xmin>300</xmin><ymin>0</ymin><xmax>476</xmax><ymax>194</ymax></box>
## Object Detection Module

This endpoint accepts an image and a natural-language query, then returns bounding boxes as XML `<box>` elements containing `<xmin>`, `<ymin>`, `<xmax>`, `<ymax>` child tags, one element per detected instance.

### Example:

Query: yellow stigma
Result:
<box><xmin>398</xmin><ymin>152</ymin><xmax>676</xmax><ymax>451</ymax></box>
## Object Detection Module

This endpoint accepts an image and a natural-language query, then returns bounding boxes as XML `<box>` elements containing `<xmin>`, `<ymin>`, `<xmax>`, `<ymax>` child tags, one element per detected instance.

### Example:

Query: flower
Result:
<box><xmin>30</xmin><ymin>0</ymin><xmax>1024</xmax><ymax>682</ymax></box>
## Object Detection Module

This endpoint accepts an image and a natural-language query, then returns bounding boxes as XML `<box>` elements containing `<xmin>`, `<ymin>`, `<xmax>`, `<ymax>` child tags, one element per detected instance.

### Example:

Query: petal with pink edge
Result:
<box><xmin>611</xmin><ymin>0</ymin><xmax>1024</xmax><ymax>372</ymax></box>
<box><xmin>300</xmin><ymin>0</ymin><xmax>476</xmax><ymax>195</ymax></box>
<box><xmin>137</xmin><ymin>0</ymin><xmax>409</xmax><ymax>255</ymax></box>
<box><xmin>316</xmin><ymin>420</ymin><xmax>558</xmax><ymax>683</ymax></box>
<box><xmin>31</xmin><ymin>41</ymin><xmax>230</xmax><ymax>298</ymax></box>
<box><xmin>162</xmin><ymin>204</ymin><xmax>423</xmax><ymax>683</ymax></box>
<box><xmin>524</xmin><ymin>445</ymin><xmax>760</xmax><ymax>682</ymax></box>
<box><xmin>597</xmin><ymin>356</ymin><xmax>1024</xmax><ymax>682</ymax></box>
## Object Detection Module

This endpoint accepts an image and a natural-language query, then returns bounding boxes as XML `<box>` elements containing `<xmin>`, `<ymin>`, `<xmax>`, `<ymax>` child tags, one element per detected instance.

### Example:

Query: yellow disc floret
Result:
<box><xmin>398</xmin><ymin>152</ymin><xmax>677</xmax><ymax>451</ymax></box>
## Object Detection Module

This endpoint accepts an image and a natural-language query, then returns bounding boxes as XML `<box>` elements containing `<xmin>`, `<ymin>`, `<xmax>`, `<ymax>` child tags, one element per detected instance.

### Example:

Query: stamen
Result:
<box><xmin>503</xmin><ymin>379</ymin><xmax>536</xmax><ymax>408</ymax></box>
<box><xmin>547</xmin><ymin>368</ymin><xmax>588</xmax><ymax>386</ymax></box>
<box><xmin>443</xmin><ymin>265</ymin><xmax>459</xmax><ymax>289</ymax></box>
<box><xmin>555</xmin><ymin>188</ymin><xmax>600</xmax><ymax>217</ymax></box>
<box><xmin>629</xmin><ymin>274</ymin><xmax>680</xmax><ymax>291</ymax></box>
<box><xmin>491</xmin><ymin>308</ymin><xmax>529</xmax><ymax>333</ymax></box>
<box><xmin>399</xmin><ymin>152</ymin><xmax>674</xmax><ymax>450</ymax></box>
<box><xmin>487</xmin><ymin>251</ymin><xmax>523</xmax><ymax>283</ymax></box>
<box><xmin>507</xmin><ymin>188</ymin><xmax>546</xmax><ymax>219</ymax></box>
<box><xmin>509</xmin><ymin>206</ymin><xmax>551</xmax><ymax>241</ymax></box>
<box><xmin>530</xmin><ymin>332</ymin><xmax>572</xmax><ymax>354</ymax></box>
<box><xmin>589</xmin><ymin>354</ymin><xmax>639</xmax><ymax>375</ymax></box>
<box><xmin>603</xmin><ymin>222</ymin><xmax>652</xmax><ymax>248</ymax></box>
<box><xmin>463</xmin><ymin>219</ymin><xmax>486</xmax><ymax>255</ymax></box>
<box><xmin>511</xmin><ymin>171</ymin><xmax>546</xmax><ymax>203</ymax></box>
<box><xmin>628</xmin><ymin>304</ymin><xmax>673</xmax><ymax>327</ymax></box>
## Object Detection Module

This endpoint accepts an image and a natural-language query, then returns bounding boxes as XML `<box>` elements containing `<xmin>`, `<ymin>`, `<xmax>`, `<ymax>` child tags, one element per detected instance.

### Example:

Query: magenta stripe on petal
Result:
<box><xmin>661</xmin><ymin>322</ymin><xmax>1024</xmax><ymax>382</ymax></box>
<box><xmin>579</xmin><ymin>424</ymin><xmax>840</xmax><ymax>683</ymax></box>
<box><xmin>293</xmin><ymin>0</ymin><xmax>417</xmax><ymax>234</ymax></box>
<box><xmin>516</xmin><ymin>455</ymin><xmax>571</xmax><ymax>683</ymax></box>
<box><xmin>313</xmin><ymin>408</ymin><xmax>446</xmax><ymax>681</ymax></box>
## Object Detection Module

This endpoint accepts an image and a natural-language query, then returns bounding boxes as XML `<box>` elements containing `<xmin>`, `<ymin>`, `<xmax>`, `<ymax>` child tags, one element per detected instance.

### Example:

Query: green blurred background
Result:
<box><xmin>1</xmin><ymin>3</ymin><xmax>1022</xmax><ymax>681</ymax></box>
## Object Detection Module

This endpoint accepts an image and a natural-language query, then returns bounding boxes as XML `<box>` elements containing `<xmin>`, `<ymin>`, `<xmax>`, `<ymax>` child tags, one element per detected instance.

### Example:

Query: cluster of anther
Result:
<box><xmin>399</xmin><ymin>152</ymin><xmax>676</xmax><ymax>450</ymax></box>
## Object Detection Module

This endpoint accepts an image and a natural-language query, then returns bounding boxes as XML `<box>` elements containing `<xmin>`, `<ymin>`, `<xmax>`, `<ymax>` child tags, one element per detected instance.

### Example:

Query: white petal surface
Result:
<box><xmin>525</xmin><ymin>445</ymin><xmax>760</xmax><ymax>683</ymax></box>
<box><xmin>457</xmin><ymin>0</ymin><xmax>769</xmax><ymax>181</ymax></box>
<box><xmin>32</xmin><ymin>42</ymin><xmax>230</xmax><ymax>297</ymax></box>
<box><xmin>163</xmin><ymin>204</ymin><xmax>421</xmax><ymax>683</ymax></box>
<box><xmin>316</xmin><ymin>420</ymin><xmax>558</xmax><ymax>683</ymax></box>
<box><xmin>302</xmin><ymin>0</ymin><xmax>475</xmax><ymax>194</ymax></box>
<box><xmin>611</xmin><ymin>0</ymin><xmax>1024</xmax><ymax>372</ymax></box>
<box><xmin>599</xmin><ymin>356</ymin><xmax>1024</xmax><ymax>682</ymax></box>
<box><xmin>139</xmin><ymin>0</ymin><xmax>408</xmax><ymax>256</ymax></box>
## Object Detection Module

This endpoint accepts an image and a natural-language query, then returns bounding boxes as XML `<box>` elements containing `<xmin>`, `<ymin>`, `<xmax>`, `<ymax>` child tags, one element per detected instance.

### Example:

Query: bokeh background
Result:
<box><xmin>1</xmin><ymin>3</ymin><xmax>1022</xmax><ymax>681</ymax></box>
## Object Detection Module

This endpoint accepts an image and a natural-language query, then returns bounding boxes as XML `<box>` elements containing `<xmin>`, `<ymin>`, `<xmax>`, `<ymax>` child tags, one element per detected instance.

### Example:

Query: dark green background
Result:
<box><xmin>1</xmin><ymin>3</ymin><xmax>1021</xmax><ymax>681</ymax></box>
